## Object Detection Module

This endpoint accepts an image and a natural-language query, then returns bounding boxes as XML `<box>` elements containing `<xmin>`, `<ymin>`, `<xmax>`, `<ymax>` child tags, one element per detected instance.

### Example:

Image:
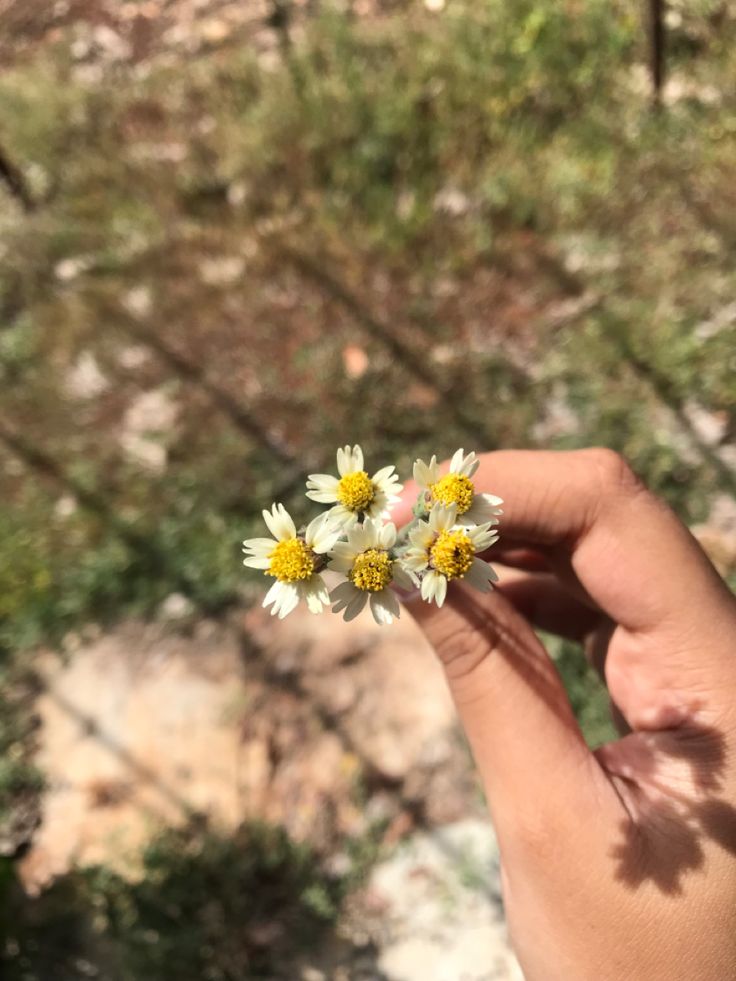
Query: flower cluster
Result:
<box><xmin>242</xmin><ymin>445</ymin><xmax>502</xmax><ymax>625</ymax></box>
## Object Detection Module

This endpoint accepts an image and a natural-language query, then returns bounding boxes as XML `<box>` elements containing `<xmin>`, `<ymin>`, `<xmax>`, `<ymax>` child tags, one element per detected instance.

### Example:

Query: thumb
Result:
<box><xmin>406</xmin><ymin>583</ymin><xmax>621</xmax><ymax>843</ymax></box>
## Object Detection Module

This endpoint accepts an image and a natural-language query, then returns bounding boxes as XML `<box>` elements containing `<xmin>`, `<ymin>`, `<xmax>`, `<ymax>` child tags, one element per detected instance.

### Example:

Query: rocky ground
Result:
<box><xmin>18</xmin><ymin>603</ymin><xmax>520</xmax><ymax>979</ymax></box>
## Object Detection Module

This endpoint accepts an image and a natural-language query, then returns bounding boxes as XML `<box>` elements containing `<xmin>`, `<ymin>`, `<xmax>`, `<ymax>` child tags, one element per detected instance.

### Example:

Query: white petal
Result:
<box><xmin>319</xmin><ymin>529</ymin><xmax>346</xmax><ymax>554</ymax></box>
<box><xmin>347</xmin><ymin>522</ymin><xmax>369</xmax><ymax>552</ymax></box>
<box><xmin>392</xmin><ymin>563</ymin><xmax>417</xmax><ymax>590</ymax></box>
<box><xmin>326</xmin><ymin>505</ymin><xmax>359</xmax><ymax>531</ymax></box>
<box><xmin>305</xmin><ymin>488</ymin><xmax>340</xmax><ymax>504</ymax></box>
<box><xmin>242</xmin><ymin>537</ymin><xmax>276</xmax><ymax>555</ymax></box>
<box><xmin>350</xmin><ymin>444</ymin><xmax>364</xmax><ymax>472</ymax></box>
<box><xmin>449</xmin><ymin>448</ymin><xmax>465</xmax><ymax>473</ymax></box>
<box><xmin>301</xmin><ymin>576</ymin><xmax>330</xmax><ymax>613</ymax></box>
<box><xmin>372</xmin><ymin>472</ymin><xmax>401</xmax><ymax>494</ymax></box>
<box><xmin>453</xmin><ymin>450</ymin><xmax>479</xmax><ymax>477</ymax></box>
<box><xmin>243</xmin><ymin>556</ymin><xmax>272</xmax><ymax>570</ymax></box>
<box><xmin>343</xmin><ymin>590</ymin><xmax>368</xmax><ymax>622</ymax></box>
<box><xmin>262</xmin><ymin>503</ymin><xmax>296</xmax><ymax>541</ymax></box>
<box><xmin>374</xmin><ymin>466</ymin><xmax>401</xmax><ymax>487</ymax></box>
<box><xmin>413</xmin><ymin>455</ymin><xmax>439</xmax><ymax>489</ymax></box>
<box><xmin>359</xmin><ymin>518</ymin><xmax>383</xmax><ymax>549</ymax></box>
<box><xmin>376</xmin><ymin>478</ymin><xmax>403</xmax><ymax>500</ymax></box>
<box><xmin>337</xmin><ymin>444</ymin><xmax>363</xmax><ymax>476</ymax></box>
<box><xmin>462</xmin><ymin>499</ymin><xmax>501</xmax><ymax>527</ymax></box>
<box><xmin>379</xmin><ymin>588</ymin><xmax>400</xmax><ymax>618</ymax></box>
<box><xmin>413</xmin><ymin>459</ymin><xmax>431</xmax><ymax>488</ymax></box>
<box><xmin>420</xmin><ymin>570</ymin><xmax>439</xmax><ymax>602</ymax></box>
<box><xmin>370</xmin><ymin>601</ymin><xmax>392</xmax><ymax>626</ymax></box>
<box><xmin>408</xmin><ymin>524</ymin><xmax>434</xmax><ymax>549</ymax></box>
<box><xmin>276</xmin><ymin>584</ymin><xmax>300</xmax><ymax>619</ymax></box>
<box><xmin>330</xmin><ymin>541</ymin><xmax>358</xmax><ymax>559</ymax></box>
<box><xmin>263</xmin><ymin>580</ymin><xmax>284</xmax><ymax>610</ymax></box>
<box><xmin>306</xmin><ymin>473</ymin><xmax>340</xmax><ymax>492</ymax></box>
<box><xmin>261</xmin><ymin>505</ymin><xmax>280</xmax><ymax>539</ymax></box>
<box><xmin>330</xmin><ymin>580</ymin><xmax>359</xmax><ymax>612</ymax></box>
<box><xmin>380</xmin><ymin>522</ymin><xmax>397</xmax><ymax>549</ymax></box>
<box><xmin>327</xmin><ymin>555</ymin><xmax>354</xmax><ymax>574</ymax></box>
<box><xmin>382</xmin><ymin>587</ymin><xmax>400</xmax><ymax>617</ymax></box>
<box><xmin>305</xmin><ymin>472</ymin><xmax>340</xmax><ymax>504</ymax></box>
<box><xmin>480</xmin><ymin>492</ymin><xmax>503</xmax><ymax>507</ymax></box>
<box><xmin>434</xmin><ymin>573</ymin><xmax>448</xmax><ymax>607</ymax></box>
<box><xmin>370</xmin><ymin>589</ymin><xmax>399</xmax><ymax>625</ymax></box>
<box><xmin>364</xmin><ymin>494</ymin><xmax>389</xmax><ymax>519</ymax></box>
<box><xmin>464</xmin><ymin>557</ymin><xmax>497</xmax><ymax>593</ymax></box>
<box><xmin>336</xmin><ymin>446</ymin><xmax>350</xmax><ymax>477</ymax></box>
<box><xmin>430</xmin><ymin>504</ymin><xmax>456</xmax><ymax>532</ymax></box>
<box><xmin>306</xmin><ymin>513</ymin><xmax>342</xmax><ymax>553</ymax></box>
<box><xmin>406</xmin><ymin>536</ymin><xmax>429</xmax><ymax>556</ymax></box>
<box><xmin>371</xmin><ymin>464</ymin><xmax>396</xmax><ymax>484</ymax></box>
<box><xmin>468</xmin><ymin>522</ymin><xmax>499</xmax><ymax>552</ymax></box>
<box><xmin>402</xmin><ymin>550</ymin><xmax>429</xmax><ymax>573</ymax></box>
<box><xmin>474</xmin><ymin>533</ymin><xmax>500</xmax><ymax>554</ymax></box>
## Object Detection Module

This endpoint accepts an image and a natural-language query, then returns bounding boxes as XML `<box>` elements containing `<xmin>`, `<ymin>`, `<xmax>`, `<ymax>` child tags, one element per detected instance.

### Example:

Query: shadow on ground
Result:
<box><xmin>1</xmin><ymin>818</ymin><xmax>388</xmax><ymax>981</ymax></box>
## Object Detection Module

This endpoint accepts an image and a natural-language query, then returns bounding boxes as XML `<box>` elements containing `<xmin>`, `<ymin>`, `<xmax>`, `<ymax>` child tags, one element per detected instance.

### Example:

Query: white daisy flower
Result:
<box><xmin>413</xmin><ymin>448</ymin><xmax>503</xmax><ymax>526</ymax></box>
<box><xmin>328</xmin><ymin>518</ymin><xmax>415</xmax><ymax>625</ymax></box>
<box><xmin>403</xmin><ymin>504</ymin><xmax>499</xmax><ymax>608</ymax></box>
<box><xmin>306</xmin><ymin>444</ymin><xmax>403</xmax><ymax>529</ymax></box>
<box><xmin>242</xmin><ymin>504</ymin><xmax>342</xmax><ymax>619</ymax></box>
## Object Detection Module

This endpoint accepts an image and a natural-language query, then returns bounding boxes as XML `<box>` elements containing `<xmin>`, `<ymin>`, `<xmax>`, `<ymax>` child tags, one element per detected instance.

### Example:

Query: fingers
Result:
<box><xmin>398</xmin><ymin>447</ymin><xmax>736</xmax><ymax>737</ymax></box>
<box><xmin>495</xmin><ymin>568</ymin><xmax>604</xmax><ymax>642</ymax></box>
<box><xmin>486</xmin><ymin>449</ymin><xmax>736</xmax><ymax>633</ymax></box>
<box><xmin>406</xmin><ymin>584</ymin><xmax>621</xmax><ymax>843</ymax></box>
<box><xmin>491</xmin><ymin>545</ymin><xmax>551</xmax><ymax>574</ymax></box>
<box><xmin>401</xmin><ymin>448</ymin><xmax>736</xmax><ymax>637</ymax></box>
<box><xmin>389</xmin><ymin>488</ymin><xmax>419</xmax><ymax>530</ymax></box>
<box><xmin>496</xmin><ymin>569</ymin><xmax>628</xmax><ymax>730</ymax></box>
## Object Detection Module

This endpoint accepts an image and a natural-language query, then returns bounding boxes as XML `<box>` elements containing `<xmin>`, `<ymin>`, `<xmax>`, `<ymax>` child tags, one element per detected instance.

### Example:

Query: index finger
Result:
<box><xmin>395</xmin><ymin>448</ymin><xmax>735</xmax><ymax>636</ymax></box>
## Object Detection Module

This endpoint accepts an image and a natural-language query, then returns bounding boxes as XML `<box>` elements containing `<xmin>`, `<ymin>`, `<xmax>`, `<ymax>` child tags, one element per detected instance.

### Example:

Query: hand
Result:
<box><xmin>393</xmin><ymin>449</ymin><xmax>736</xmax><ymax>981</ymax></box>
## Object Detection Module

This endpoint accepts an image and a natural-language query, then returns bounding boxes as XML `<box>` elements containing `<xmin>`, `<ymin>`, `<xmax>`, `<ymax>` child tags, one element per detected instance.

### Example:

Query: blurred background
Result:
<box><xmin>1</xmin><ymin>0</ymin><xmax>735</xmax><ymax>978</ymax></box>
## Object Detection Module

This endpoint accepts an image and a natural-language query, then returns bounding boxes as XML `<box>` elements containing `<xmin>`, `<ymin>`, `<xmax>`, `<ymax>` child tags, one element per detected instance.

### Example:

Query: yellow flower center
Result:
<box><xmin>430</xmin><ymin>474</ymin><xmax>474</xmax><ymax>515</ymax></box>
<box><xmin>267</xmin><ymin>538</ymin><xmax>315</xmax><ymax>583</ymax></box>
<box><xmin>337</xmin><ymin>470</ymin><xmax>376</xmax><ymax>513</ymax></box>
<box><xmin>430</xmin><ymin>529</ymin><xmax>474</xmax><ymax>580</ymax></box>
<box><xmin>350</xmin><ymin>548</ymin><xmax>392</xmax><ymax>592</ymax></box>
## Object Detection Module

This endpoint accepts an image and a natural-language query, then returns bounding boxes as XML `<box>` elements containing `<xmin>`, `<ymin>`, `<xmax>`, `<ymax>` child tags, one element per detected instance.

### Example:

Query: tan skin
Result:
<box><xmin>392</xmin><ymin>449</ymin><xmax>736</xmax><ymax>981</ymax></box>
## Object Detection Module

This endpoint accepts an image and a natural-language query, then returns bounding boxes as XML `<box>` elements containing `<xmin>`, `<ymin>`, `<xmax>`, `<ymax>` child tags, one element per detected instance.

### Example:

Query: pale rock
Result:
<box><xmin>54</xmin><ymin>495</ymin><xmax>78</xmax><ymax>519</ymax></box>
<box><xmin>158</xmin><ymin>593</ymin><xmax>195</xmax><ymax>620</ymax></box>
<box><xmin>65</xmin><ymin>351</ymin><xmax>109</xmax><ymax>399</ymax></box>
<box><xmin>119</xmin><ymin>387</ymin><xmax>178</xmax><ymax>471</ymax></box>
<box><xmin>531</xmin><ymin>383</ymin><xmax>580</xmax><ymax>442</ymax></box>
<box><xmin>369</xmin><ymin>820</ymin><xmax>522</xmax><ymax>981</ymax></box>
<box><xmin>200</xmin><ymin>255</ymin><xmax>246</xmax><ymax>286</ymax></box>
<box><xmin>682</xmin><ymin>399</ymin><xmax>728</xmax><ymax>447</ymax></box>
<box><xmin>19</xmin><ymin>623</ymin><xmax>247</xmax><ymax>893</ymax></box>
<box><xmin>55</xmin><ymin>256</ymin><xmax>93</xmax><ymax>281</ymax></box>
<box><xmin>117</xmin><ymin>343</ymin><xmax>150</xmax><ymax>369</ymax></box>
<box><xmin>434</xmin><ymin>186</ymin><xmax>470</xmax><ymax>216</ymax></box>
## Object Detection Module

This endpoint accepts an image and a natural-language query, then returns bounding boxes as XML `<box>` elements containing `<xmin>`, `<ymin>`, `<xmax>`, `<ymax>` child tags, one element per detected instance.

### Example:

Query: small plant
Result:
<box><xmin>2</xmin><ymin>821</ymin><xmax>349</xmax><ymax>981</ymax></box>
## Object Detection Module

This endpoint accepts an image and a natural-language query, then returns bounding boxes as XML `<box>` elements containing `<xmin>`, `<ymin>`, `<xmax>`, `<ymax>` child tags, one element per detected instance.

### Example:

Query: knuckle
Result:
<box><xmin>582</xmin><ymin>447</ymin><xmax>644</xmax><ymax>498</ymax></box>
<box><xmin>434</xmin><ymin>616</ymin><xmax>492</xmax><ymax>683</ymax></box>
